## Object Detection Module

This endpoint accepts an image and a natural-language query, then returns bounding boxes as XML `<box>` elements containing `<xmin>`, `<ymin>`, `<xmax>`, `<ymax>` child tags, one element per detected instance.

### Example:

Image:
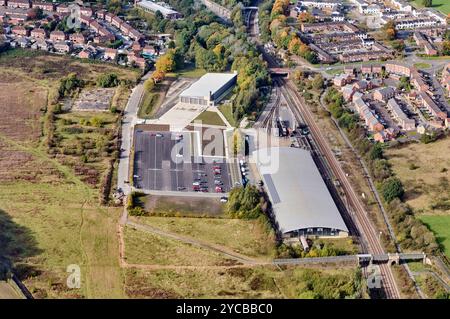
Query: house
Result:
<box><xmin>129</xmin><ymin>28</ymin><xmax>143</xmax><ymax>41</ymax></box>
<box><xmin>111</xmin><ymin>15</ymin><xmax>123</xmax><ymax>29</ymax></box>
<box><xmin>15</xmin><ymin>37</ymin><xmax>29</xmax><ymax>48</ymax></box>
<box><xmin>31</xmin><ymin>39</ymin><xmax>51</xmax><ymax>51</ymax></box>
<box><xmin>411</xmin><ymin>70</ymin><xmax>429</xmax><ymax>92</ymax></box>
<box><xmin>50</xmin><ymin>30</ymin><xmax>66</xmax><ymax>42</ymax></box>
<box><xmin>419</xmin><ymin>92</ymin><xmax>447</xmax><ymax>120</ymax></box>
<box><xmin>120</xmin><ymin>22</ymin><xmax>133</xmax><ymax>35</ymax></box>
<box><xmin>30</xmin><ymin>28</ymin><xmax>47</xmax><ymax>39</ymax></box>
<box><xmin>105</xmin><ymin>12</ymin><xmax>114</xmax><ymax>23</ymax></box>
<box><xmin>79</xmin><ymin>15</ymin><xmax>91</xmax><ymax>26</ymax></box>
<box><xmin>56</xmin><ymin>4</ymin><xmax>70</xmax><ymax>15</ymax></box>
<box><xmin>333</xmin><ymin>74</ymin><xmax>352</xmax><ymax>87</ymax></box>
<box><xmin>341</xmin><ymin>84</ymin><xmax>356</xmax><ymax>102</ymax></box>
<box><xmin>373</xmin><ymin>87</ymin><xmax>395</xmax><ymax>102</ymax></box>
<box><xmin>53</xmin><ymin>41</ymin><xmax>72</xmax><ymax>53</ymax></box>
<box><xmin>344</xmin><ymin>66</ymin><xmax>355</xmax><ymax>76</ymax></box>
<box><xmin>78</xmin><ymin>49</ymin><xmax>91</xmax><ymax>59</ymax></box>
<box><xmin>354</xmin><ymin>97</ymin><xmax>384</xmax><ymax>132</ymax></box>
<box><xmin>69</xmin><ymin>33</ymin><xmax>85</xmax><ymax>44</ymax></box>
<box><xmin>353</xmin><ymin>80</ymin><xmax>371</xmax><ymax>91</ymax></box>
<box><xmin>142</xmin><ymin>45</ymin><xmax>157</xmax><ymax>56</ymax></box>
<box><xmin>7</xmin><ymin>0</ymin><xmax>31</xmax><ymax>9</ymax></box>
<box><xmin>361</xmin><ymin>64</ymin><xmax>372</xmax><ymax>75</ymax></box>
<box><xmin>386</xmin><ymin>98</ymin><xmax>415</xmax><ymax>130</ymax></box>
<box><xmin>11</xmin><ymin>26</ymin><xmax>29</xmax><ymax>36</ymax></box>
<box><xmin>104</xmin><ymin>47</ymin><xmax>117</xmax><ymax>60</ymax></box>
<box><xmin>128</xmin><ymin>52</ymin><xmax>146</xmax><ymax>69</ymax></box>
<box><xmin>80</xmin><ymin>7</ymin><xmax>93</xmax><ymax>17</ymax></box>
<box><xmin>131</xmin><ymin>41</ymin><xmax>141</xmax><ymax>52</ymax></box>
<box><xmin>32</xmin><ymin>2</ymin><xmax>55</xmax><ymax>11</ymax></box>
<box><xmin>385</xmin><ymin>61</ymin><xmax>411</xmax><ymax>77</ymax></box>
<box><xmin>96</xmin><ymin>10</ymin><xmax>107</xmax><ymax>20</ymax></box>
<box><xmin>441</xmin><ymin>63</ymin><xmax>450</xmax><ymax>98</ymax></box>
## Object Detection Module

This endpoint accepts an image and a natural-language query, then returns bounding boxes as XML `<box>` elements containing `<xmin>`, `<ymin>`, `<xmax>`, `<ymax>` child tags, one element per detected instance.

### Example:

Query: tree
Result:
<box><xmin>369</xmin><ymin>143</ymin><xmax>384</xmax><ymax>160</ymax></box>
<box><xmin>422</xmin><ymin>0</ymin><xmax>432</xmax><ymax>8</ymax></box>
<box><xmin>297</xmin><ymin>12</ymin><xmax>314</xmax><ymax>24</ymax></box>
<box><xmin>96</xmin><ymin>73</ymin><xmax>119</xmax><ymax>88</ymax></box>
<box><xmin>381</xmin><ymin>177</ymin><xmax>404</xmax><ymax>203</ymax></box>
<box><xmin>312</xmin><ymin>74</ymin><xmax>324</xmax><ymax>91</ymax></box>
<box><xmin>382</xmin><ymin>20</ymin><xmax>397</xmax><ymax>41</ymax></box>
<box><xmin>442</xmin><ymin>40</ymin><xmax>450</xmax><ymax>56</ymax></box>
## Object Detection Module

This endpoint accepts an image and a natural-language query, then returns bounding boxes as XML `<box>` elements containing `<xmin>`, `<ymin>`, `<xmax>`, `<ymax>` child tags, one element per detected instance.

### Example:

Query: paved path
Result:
<box><xmin>117</xmin><ymin>72</ymin><xmax>152</xmax><ymax>195</ymax></box>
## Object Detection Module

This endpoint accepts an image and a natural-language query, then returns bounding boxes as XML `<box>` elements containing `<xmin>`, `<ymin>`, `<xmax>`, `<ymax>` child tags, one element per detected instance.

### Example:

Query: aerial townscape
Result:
<box><xmin>1</xmin><ymin>0</ymin><xmax>450</xmax><ymax>303</ymax></box>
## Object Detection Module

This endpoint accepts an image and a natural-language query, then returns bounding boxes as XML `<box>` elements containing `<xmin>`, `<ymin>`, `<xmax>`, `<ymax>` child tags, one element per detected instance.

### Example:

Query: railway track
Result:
<box><xmin>279</xmin><ymin>78</ymin><xmax>400</xmax><ymax>299</ymax></box>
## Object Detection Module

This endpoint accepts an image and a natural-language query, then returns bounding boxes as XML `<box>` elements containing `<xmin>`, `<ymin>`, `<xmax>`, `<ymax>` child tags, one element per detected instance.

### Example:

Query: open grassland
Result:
<box><xmin>419</xmin><ymin>215</ymin><xmax>450</xmax><ymax>258</ymax></box>
<box><xmin>386</xmin><ymin>138</ymin><xmax>450</xmax><ymax>215</ymax></box>
<box><xmin>124</xmin><ymin>227</ymin><xmax>233</xmax><ymax>266</ymax></box>
<box><xmin>143</xmin><ymin>195</ymin><xmax>225</xmax><ymax>217</ymax></box>
<box><xmin>132</xmin><ymin>216</ymin><xmax>277</xmax><ymax>259</ymax></box>
<box><xmin>412</xmin><ymin>0</ymin><xmax>450</xmax><ymax>14</ymax></box>
<box><xmin>124</xmin><ymin>266</ymin><xmax>363</xmax><ymax>299</ymax></box>
<box><xmin>0</xmin><ymin>51</ymin><xmax>136</xmax><ymax>298</ymax></box>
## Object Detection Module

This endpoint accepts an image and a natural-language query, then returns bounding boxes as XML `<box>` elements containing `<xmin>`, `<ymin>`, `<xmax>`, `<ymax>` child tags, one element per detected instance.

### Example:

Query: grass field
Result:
<box><xmin>166</xmin><ymin>64</ymin><xmax>207</xmax><ymax>79</ymax></box>
<box><xmin>414</xmin><ymin>62</ymin><xmax>432</xmax><ymax>69</ymax></box>
<box><xmin>124</xmin><ymin>266</ymin><xmax>363</xmax><ymax>299</ymax></box>
<box><xmin>132</xmin><ymin>216</ymin><xmax>277</xmax><ymax>259</ymax></box>
<box><xmin>0</xmin><ymin>51</ymin><xmax>135</xmax><ymax>298</ymax></box>
<box><xmin>419</xmin><ymin>215</ymin><xmax>450</xmax><ymax>258</ymax></box>
<box><xmin>218</xmin><ymin>103</ymin><xmax>237</xmax><ymax>127</ymax></box>
<box><xmin>386</xmin><ymin>138</ymin><xmax>450</xmax><ymax>215</ymax></box>
<box><xmin>124</xmin><ymin>227</ymin><xmax>231</xmax><ymax>266</ymax></box>
<box><xmin>193</xmin><ymin>111</ymin><xmax>226</xmax><ymax>126</ymax></box>
<box><xmin>143</xmin><ymin>195</ymin><xmax>225</xmax><ymax>217</ymax></box>
<box><xmin>412</xmin><ymin>0</ymin><xmax>450</xmax><ymax>14</ymax></box>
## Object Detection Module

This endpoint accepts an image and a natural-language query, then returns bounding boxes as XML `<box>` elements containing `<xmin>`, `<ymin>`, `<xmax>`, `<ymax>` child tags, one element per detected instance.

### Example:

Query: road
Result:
<box><xmin>117</xmin><ymin>71</ymin><xmax>152</xmax><ymax>195</ymax></box>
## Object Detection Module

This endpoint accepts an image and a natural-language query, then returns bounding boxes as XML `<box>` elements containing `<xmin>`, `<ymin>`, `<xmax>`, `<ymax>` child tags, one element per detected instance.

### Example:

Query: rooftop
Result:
<box><xmin>253</xmin><ymin>147</ymin><xmax>348</xmax><ymax>235</ymax></box>
<box><xmin>136</xmin><ymin>0</ymin><xmax>180</xmax><ymax>16</ymax></box>
<box><xmin>180</xmin><ymin>72</ymin><xmax>237</xmax><ymax>99</ymax></box>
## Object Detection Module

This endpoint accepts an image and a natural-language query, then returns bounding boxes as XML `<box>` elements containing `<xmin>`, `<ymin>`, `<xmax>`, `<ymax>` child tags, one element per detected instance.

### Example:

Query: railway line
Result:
<box><xmin>245</xmin><ymin>4</ymin><xmax>400</xmax><ymax>298</ymax></box>
<box><xmin>279</xmin><ymin>78</ymin><xmax>400</xmax><ymax>298</ymax></box>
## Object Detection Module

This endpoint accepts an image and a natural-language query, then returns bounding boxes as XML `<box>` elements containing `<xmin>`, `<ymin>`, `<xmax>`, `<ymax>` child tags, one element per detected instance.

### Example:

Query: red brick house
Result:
<box><xmin>50</xmin><ymin>30</ymin><xmax>66</xmax><ymax>42</ymax></box>
<box><xmin>31</xmin><ymin>28</ymin><xmax>47</xmax><ymax>39</ymax></box>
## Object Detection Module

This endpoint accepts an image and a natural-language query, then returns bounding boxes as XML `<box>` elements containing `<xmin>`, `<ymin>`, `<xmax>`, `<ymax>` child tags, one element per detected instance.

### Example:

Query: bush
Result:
<box><xmin>96</xmin><ymin>73</ymin><xmax>119</xmax><ymax>88</ymax></box>
<box><xmin>381</xmin><ymin>177</ymin><xmax>404</xmax><ymax>203</ymax></box>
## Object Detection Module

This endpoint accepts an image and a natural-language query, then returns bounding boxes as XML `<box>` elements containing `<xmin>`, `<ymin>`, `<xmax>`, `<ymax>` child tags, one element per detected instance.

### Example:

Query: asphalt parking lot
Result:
<box><xmin>133</xmin><ymin>130</ymin><xmax>232</xmax><ymax>193</ymax></box>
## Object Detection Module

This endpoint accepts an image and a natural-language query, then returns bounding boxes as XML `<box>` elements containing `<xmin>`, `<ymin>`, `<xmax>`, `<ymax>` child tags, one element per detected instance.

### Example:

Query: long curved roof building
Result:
<box><xmin>253</xmin><ymin>147</ymin><xmax>348</xmax><ymax>238</ymax></box>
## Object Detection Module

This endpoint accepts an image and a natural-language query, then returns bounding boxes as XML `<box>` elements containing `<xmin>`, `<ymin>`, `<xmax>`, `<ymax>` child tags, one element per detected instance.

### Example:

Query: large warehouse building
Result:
<box><xmin>254</xmin><ymin>147</ymin><xmax>349</xmax><ymax>238</ymax></box>
<box><xmin>135</xmin><ymin>1</ymin><xmax>183</xmax><ymax>19</ymax></box>
<box><xmin>179</xmin><ymin>72</ymin><xmax>237</xmax><ymax>106</ymax></box>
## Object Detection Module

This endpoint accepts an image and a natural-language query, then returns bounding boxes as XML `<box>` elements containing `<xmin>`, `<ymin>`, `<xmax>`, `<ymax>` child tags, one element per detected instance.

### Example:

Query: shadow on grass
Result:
<box><xmin>0</xmin><ymin>209</ymin><xmax>42</xmax><ymax>281</ymax></box>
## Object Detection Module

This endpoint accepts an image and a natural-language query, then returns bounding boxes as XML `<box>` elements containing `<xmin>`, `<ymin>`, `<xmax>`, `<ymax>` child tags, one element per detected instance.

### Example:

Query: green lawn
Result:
<box><xmin>193</xmin><ymin>111</ymin><xmax>226</xmax><ymax>126</ymax></box>
<box><xmin>414</xmin><ymin>62</ymin><xmax>432</xmax><ymax>70</ymax></box>
<box><xmin>412</xmin><ymin>0</ymin><xmax>450</xmax><ymax>14</ymax></box>
<box><xmin>166</xmin><ymin>64</ymin><xmax>207</xmax><ymax>79</ymax></box>
<box><xmin>218</xmin><ymin>103</ymin><xmax>237</xmax><ymax>127</ymax></box>
<box><xmin>137</xmin><ymin>90</ymin><xmax>161</xmax><ymax>118</ymax></box>
<box><xmin>419</xmin><ymin>215</ymin><xmax>450</xmax><ymax>258</ymax></box>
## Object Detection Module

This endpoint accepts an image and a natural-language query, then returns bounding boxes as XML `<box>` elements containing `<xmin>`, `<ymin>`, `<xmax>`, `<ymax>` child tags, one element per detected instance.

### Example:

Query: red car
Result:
<box><xmin>215</xmin><ymin>186</ymin><xmax>223</xmax><ymax>193</ymax></box>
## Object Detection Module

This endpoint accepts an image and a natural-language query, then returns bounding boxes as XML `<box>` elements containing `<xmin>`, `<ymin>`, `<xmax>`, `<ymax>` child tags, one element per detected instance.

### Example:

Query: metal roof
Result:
<box><xmin>254</xmin><ymin>147</ymin><xmax>348</xmax><ymax>234</ymax></box>
<box><xmin>180</xmin><ymin>73</ymin><xmax>237</xmax><ymax>99</ymax></box>
<box><xmin>136</xmin><ymin>1</ymin><xmax>179</xmax><ymax>17</ymax></box>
